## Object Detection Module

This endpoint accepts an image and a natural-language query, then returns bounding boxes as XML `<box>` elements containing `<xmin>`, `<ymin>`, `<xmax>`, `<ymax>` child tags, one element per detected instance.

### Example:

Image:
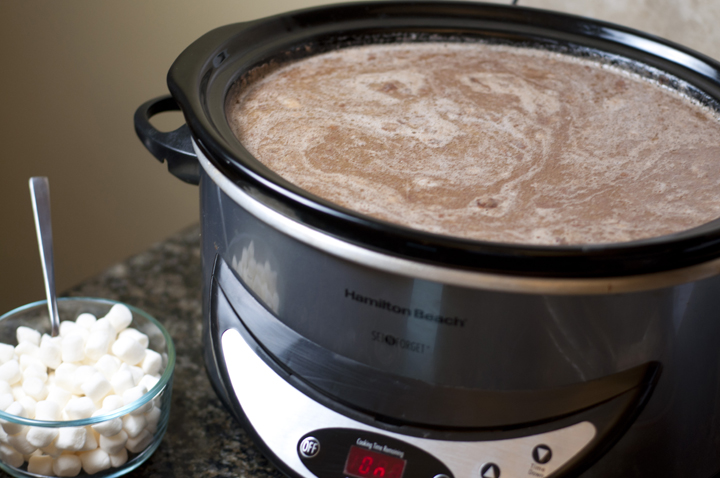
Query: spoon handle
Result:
<box><xmin>29</xmin><ymin>177</ymin><xmax>60</xmax><ymax>337</ymax></box>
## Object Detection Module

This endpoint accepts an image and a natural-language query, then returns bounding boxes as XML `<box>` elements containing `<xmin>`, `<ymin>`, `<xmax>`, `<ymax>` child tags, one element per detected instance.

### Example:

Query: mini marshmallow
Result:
<box><xmin>90</xmin><ymin>411</ymin><xmax>123</xmax><ymax>437</ymax></box>
<box><xmin>46</xmin><ymin>386</ymin><xmax>72</xmax><ymax>409</ymax></box>
<box><xmin>1</xmin><ymin>401</ymin><xmax>27</xmax><ymax>435</ymax></box>
<box><xmin>65</xmin><ymin>397</ymin><xmax>96</xmax><ymax>420</ymax></box>
<box><xmin>0</xmin><ymin>393</ymin><xmax>14</xmax><ymax>411</ymax></box>
<box><xmin>8</xmin><ymin>428</ymin><xmax>37</xmax><ymax>455</ymax></box>
<box><xmin>61</xmin><ymin>334</ymin><xmax>86</xmax><ymax>364</ymax></box>
<box><xmin>0</xmin><ymin>344</ymin><xmax>14</xmax><ymax>365</ymax></box>
<box><xmin>81</xmin><ymin>372</ymin><xmax>112</xmax><ymax>403</ymax></box>
<box><xmin>54</xmin><ymin>363</ymin><xmax>79</xmax><ymax>393</ymax></box>
<box><xmin>144</xmin><ymin>406</ymin><xmax>161</xmax><ymax>434</ymax></box>
<box><xmin>141</xmin><ymin>349</ymin><xmax>163</xmax><ymax>376</ymax></box>
<box><xmin>15</xmin><ymin>342</ymin><xmax>40</xmax><ymax>359</ymax></box>
<box><xmin>28</xmin><ymin>454</ymin><xmax>54</xmax><ymax>475</ymax></box>
<box><xmin>55</xmin><ymin>427</ymin><xmax>87</xmax><ymax>452</ymax></box>
<box><xmin>110</xmin><ymin>370</ymin><xmax>135</xmax><ymax>395</ymax></box>
<box><xmin>22</xmin><ymin>376</ymin><xmax>48</xmax><ymax>401</ymax></box>
<box><xmin>125</xmin><ymin>428</ymin><xmax>153</xmax><ymax>453</ymax></box>
<box><xmin>123</xmin><ymin>385</ymin><xmax>152</xmax><ymax>415</ymax></box>
<box><xmin>99</xmin><ymin>429</ymin><xmax>127</xmax><ymax>454</ymax></box>
<box><xmin>0</xmin><ymin>361</ymin><xmax>22</xmax><ymax>385</ymax></box>
<box><xmin>59</xmin><ymin>321</ymin><xmax>77</xmax><ymax>337</ymax></box>
<box><xmin>101</xmin><ymin>394</ymin><xmax>125</xmax><ymax>411</ymax></box>
<box><xmin>0</xmin><ymin>443</ymin><xmax>23</xmax><ymax>468</ymax></box>
<box><xmin>39</xmin><ymin>336</ymin><xmax>62</xmax><ymax>369</ymax></box>
<box><xmin>18</xmin><ymin>396</ymin><xmax>36</xmax><ymax>418</ymax></box>
<box><xmin>75</xmin><ymin>313</ymin><xmax>96</xmax><ymax>330</ymax></box>
<box><xmin>26</xmin><ymin>426</ymin><xmax>58</xmax><ymax>448</ymax></box>
<box><xmin>109</xmin><ymin>447</ymin><xmax>128</xmax><ymax>467</ymax></box>
<box><xmin>94</xmin><ymin>355</ymin><xmax>121</xmax><ymax>381</ymax></box>
<box><xmin>35</xmin><ymin>400</ymin><xmax>61</xmax><ymax>421</ymax></box>
<box><xmin>85</xmin><ymin>330</ymin><xmax>114</xmax><ymax>361</ymax></box>
<box><xmin>105</xmin><ymin>304</ymin><xmax>132</xmax><ymax>333</ymax></box>
<box><xmin>79</xmin><ymin>447</ymin><xmax>111</xmax><ymax>474</ymax></box>
<box><xmin>118</xmin><ymin>328</ymin><xmax>148</xmax><ymax>348</ymax></box>
<box><xmin>53</xmin><ymin>452</ymin><xmax>82</xmax><ymax>477</ymax></box>
<box><xmin>138</xmin><ymin>374</ymin><xmax>160</xmax><ymax>392</ymax></box>
<box><xmin>16</xmin><ymin>326</ymin><xmax>41</xmax><ymax>346</ymax></box>
<box><xmin>79</xmin><ymin>427</ymin><xmax>98</xmax><ymax>452</ymax></box>
<box><xmin>111</xmin><ymin>337</ymin><xmax>145</xmax><ymax>366</ymax></box>
<box><xmin>121</xmin><ymin>413</ymin><xmax>146</xmax><ymax>438</ymax></box>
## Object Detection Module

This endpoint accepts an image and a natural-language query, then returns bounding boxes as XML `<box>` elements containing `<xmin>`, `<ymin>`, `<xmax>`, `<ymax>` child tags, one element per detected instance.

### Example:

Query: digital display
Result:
<box><xmin>343</xmin><ymin>445</ymin><xmax>407</xmax><ymax>478</ymax></box>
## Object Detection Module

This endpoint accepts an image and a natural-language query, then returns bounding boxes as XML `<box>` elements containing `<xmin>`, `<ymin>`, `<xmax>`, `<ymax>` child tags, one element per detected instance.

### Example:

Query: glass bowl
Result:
<box><xmin>0</xmin><ymin>298</ymin><xmax>175</xmax><ymax>477</ymax></box>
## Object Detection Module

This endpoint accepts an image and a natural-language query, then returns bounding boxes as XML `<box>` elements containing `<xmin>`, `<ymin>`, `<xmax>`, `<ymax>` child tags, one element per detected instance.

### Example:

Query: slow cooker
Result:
<box><xmin>134</xmin><ymin>2</ymin><xmax>720</xmax><ymax>477</ymax></box>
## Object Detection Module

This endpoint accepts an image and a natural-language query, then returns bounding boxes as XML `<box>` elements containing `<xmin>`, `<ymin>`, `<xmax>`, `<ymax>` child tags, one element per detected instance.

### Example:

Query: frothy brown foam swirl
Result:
<box><xmin>228</xmin><ymin>43</ymin><xmax>720</xmax><ymax>245</ymax></box>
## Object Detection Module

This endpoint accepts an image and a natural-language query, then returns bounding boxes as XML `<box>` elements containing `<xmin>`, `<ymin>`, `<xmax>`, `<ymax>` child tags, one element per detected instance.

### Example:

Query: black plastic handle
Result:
<box><xmin>134</xmin><ymin>95</ymin><xmax>200</xmax><ymax>185</ymax></box>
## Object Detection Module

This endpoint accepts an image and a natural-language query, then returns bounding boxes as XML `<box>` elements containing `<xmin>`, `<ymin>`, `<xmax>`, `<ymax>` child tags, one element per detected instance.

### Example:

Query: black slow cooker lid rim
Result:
<box><xmin>169</xmin><ymin>1</ymin><xmax>720</xmax><ymax>278</ymax></box>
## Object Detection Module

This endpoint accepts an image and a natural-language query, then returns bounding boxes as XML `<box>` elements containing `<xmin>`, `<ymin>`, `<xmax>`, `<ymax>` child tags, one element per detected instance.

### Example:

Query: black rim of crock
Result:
<box><xmin>167</xmin><ymin>1</ymin><xmax>720</xmax><ymax>279</ymax></box>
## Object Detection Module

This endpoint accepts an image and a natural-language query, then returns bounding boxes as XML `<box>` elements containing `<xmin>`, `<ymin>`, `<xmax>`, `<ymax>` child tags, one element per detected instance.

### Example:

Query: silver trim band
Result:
<box><xmin>197</xmin><ymin>143</ymin><xmax>720</xmax><ymax>295</ymax></box>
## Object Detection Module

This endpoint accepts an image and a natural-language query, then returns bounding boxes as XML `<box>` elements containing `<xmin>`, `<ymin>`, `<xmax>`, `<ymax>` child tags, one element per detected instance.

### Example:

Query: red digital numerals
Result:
<box><xmin>343</xmin><ymin>445</ymin><xmax>406</xmax><ymax>478</ymax></box>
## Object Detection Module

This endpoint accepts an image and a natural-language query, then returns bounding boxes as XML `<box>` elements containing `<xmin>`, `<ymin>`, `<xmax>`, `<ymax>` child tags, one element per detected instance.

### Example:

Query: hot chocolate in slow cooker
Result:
<box><xmin>135</xmin><ymin>3</ymin><xmax>720</xmax><ymax>477</ymax></box>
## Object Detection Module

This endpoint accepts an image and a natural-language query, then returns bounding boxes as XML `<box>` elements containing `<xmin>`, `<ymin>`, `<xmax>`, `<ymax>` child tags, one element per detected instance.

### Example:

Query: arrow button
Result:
<box><xmin>480</xmin><ymin>463</ymin><xmax>501</xmax><ymax>478</ymax></box>
<box><xmin>532</xmin><ymin>444</ymin><xmax>553</xmax><ymax>464</ymax></box>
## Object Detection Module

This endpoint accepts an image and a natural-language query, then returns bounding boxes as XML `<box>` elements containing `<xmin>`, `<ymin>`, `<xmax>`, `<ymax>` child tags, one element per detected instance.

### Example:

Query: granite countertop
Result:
<box><xmin>27</xmin><ymin>225</ymin><xmax>283</xmax><ymax>478</ymax></box>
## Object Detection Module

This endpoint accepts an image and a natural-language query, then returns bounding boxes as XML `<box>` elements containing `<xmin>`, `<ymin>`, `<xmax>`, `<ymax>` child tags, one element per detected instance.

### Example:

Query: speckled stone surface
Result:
<box><xmin>31</xmin><ymin>225</ymin><xmax>284</xmax><ymax>478</ymax></box>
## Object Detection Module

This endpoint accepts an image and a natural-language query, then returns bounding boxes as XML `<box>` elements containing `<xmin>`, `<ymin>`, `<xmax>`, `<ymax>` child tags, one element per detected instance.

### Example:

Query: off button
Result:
<box><xmin>299</xmin><ymin>436</ymin><xmax>321</xmax><ymax>458</ymax></box>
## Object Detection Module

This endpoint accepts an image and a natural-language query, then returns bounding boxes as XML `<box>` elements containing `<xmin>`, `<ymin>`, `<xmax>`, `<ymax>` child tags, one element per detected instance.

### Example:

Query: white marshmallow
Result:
<box><xmin>80</xmin><ymin>372</ymin><xmax>112</xmax><ymax>403</ymax></box>
<box><xmin>123</xmin><ymin>385</ymin><xmax>152</xmax><ymax>415</ymax></box>
<box><xmin>28</xmin><ymin>454</ymin><xmax>54</xmax><ymax>475</ymax></box>
<box><xmin>65</xmin><ymin>397</ymin><xmax>96</xmax><ymax>420</ymax></box>
<box><xmin>144</xmin><ymin>406</ymin><xmax>161</xmax><ymax>434</ymax></box>
<box><xmin>35</xmin><ymin>400</ymin><xmax>61</xmax><ymax>421</ymax></box>
<box><xmin>125</xmin><ymin>428</ymin><xmax>153</xmax><ymax>453</ymax></box>
<box><xmin>54</xmin><ymin>363</ymin><xmax>78</xmax><ymax>393</ymax></box>
<box><xmin>18</xmin><ymin>396</ymin><xmax>36</xmax><ymax>418</ymax></box>
<box><xmin>1</xmin><ymin>402</ymin><xmax>27</xmax><ymax>435</ymax></box>
<box><xmin>0</xmin><ymin>393</ymin><xmax>14</xmax><ymax>411</ymax></box>
<box><xmin>85</xmin><ymin>330</ymin><xmax>114</xmax><ymax>362</ymax></box>
<box><xmin>110</xmin><ymin>370</ymin><xmax>135</xmax><ymax>395</ymax></box>
<box><xmin>14</xmin><ymin>342</ymin><xmax>40</xmax><ymax>360</ymax></box>
<box><xmin>8</xmin><ymin>428</ymin><xmax>37</xmax><ymax>455</ymax></box>
<box><xmin>53</xmin><ymin>452</ymin><xmax>82</xmax><ymax>476</ymax></box>
<box><xmin>0</xmin><ymin>361</ymin><xmax>22</xmax><ymax>385</ymax></box>
<box><xmin>111</xmin><ymin>337</ymin><xmax>145</xmax><ymax>365</ymax></box>
<box><xmin>79</xmin><ymin>447</ymin><xmax>111</xmax><ymax>474</ymax></box>
<box><xmin>16</xmin><ymin>327</ymin><xmax>41</xmax><ymax>346</ymax></box>
<box><xmin>118</xmin><ymin>328</ymin><xmax>148</xmax><ymax>349</ymax></box>
<box><xmin>79</xmin><ymin>427</ymin><xmax>98</xmax><ymax>452</ymax></box>
<box><xmin>101</xmin><ymin>395</ymin><xmax>125</xmax><ymax>411</ymax></box>
<box><xmin>39</xmin><ymin>336</ymin><xmax>63</xmax><ymax>369</ymax></box>
<box><xmin>61</xmin><ymin>334</ymin><xmax>86</xmax><ymax>364</ymax></box>
<box><xmin>22</xmin><ymin>376</ymin><xmax>48</xmax><ymax>401</ymax></box>
<box><xmin>138</xmin><ymin>374</ymin><xmax>160</xmax><ymax>392</ymax></box>
<box><xmin>109</xmin><ymin>447</ymin><xmax>128</xmax><ymax>467</ymax></box>
<box><xmin>105</xmin><ymin>304</ymin><xmax>132</xmax><ymax>333</ymax></box>
<box><xmin>90</xmin><ymin>411</ymin><xmax>123</xmax><ymax>437</ymax></box>
<box><xmin>26</xmin><ymin>426</ymin><xmax>58</xmax><ymax>448</ymax></box>
<box><xmin>0</xmin><ymin>443</ymin><xmax>23</xmax><ymax>468</ymax></box>
<box><xmin>0</xmin><ymin>344</ymin><xmax>14</xmax><ymax>365</ymax></box>
<box><xmin>75</xmin><ymin>313</ymin><xmax>96</xmax><ymax>330</ymax></box>
<box><xmin>99</xmin><ymin>429</ymin><xmax>127</xmax><ymax>454</ymax></box>
<box><xmin>46</xmin><ymin>386</ymin><xmax>72</xmax><ymax>409</ymax></box>
<box><xmin>121</xmin><ymin>413</ymin><xmax>146</xmax><ymax>438</ymax></box>
<box><xmin>55</xmin><ymin>427</ymin><xmax>87</xmax><ymax>452</ymax></box>
<box><xmin>94</xmin><ymin>354</ymin><xmax>121</xmax><ymax>381</ymax></box>
<box><xmin>141</xmin><ymin>349</ymin><xmax>163</xmax><ymax>376</ymax></box>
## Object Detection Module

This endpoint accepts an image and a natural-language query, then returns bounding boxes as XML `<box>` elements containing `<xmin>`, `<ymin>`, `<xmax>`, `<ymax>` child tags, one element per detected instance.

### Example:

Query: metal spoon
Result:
<box><xmin>29</xmin><ymin>177</ymin><xmax>60</xmax><ymax>337</ymax></box>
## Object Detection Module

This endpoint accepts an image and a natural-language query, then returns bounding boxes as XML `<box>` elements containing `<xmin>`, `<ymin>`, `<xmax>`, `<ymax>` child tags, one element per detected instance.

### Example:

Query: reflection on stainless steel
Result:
<box><xmin>231</xmin><ymin>241</ymin><xmax>280</xmax><ymax>312</ymax></box>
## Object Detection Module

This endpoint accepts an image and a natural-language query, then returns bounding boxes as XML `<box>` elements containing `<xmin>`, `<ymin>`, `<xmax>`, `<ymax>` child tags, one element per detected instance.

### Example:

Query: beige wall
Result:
<box><xmin>0</xmin><ymin>0</ymin><xmax>717</xmax><ymax>314</ymax></box>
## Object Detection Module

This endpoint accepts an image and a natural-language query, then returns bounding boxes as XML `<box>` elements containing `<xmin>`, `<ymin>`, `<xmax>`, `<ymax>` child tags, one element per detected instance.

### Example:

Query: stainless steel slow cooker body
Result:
<box><xmin>135</xmin><ymin>3</ymin><xmax>720</xmax><ymax>477</ymax></box>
